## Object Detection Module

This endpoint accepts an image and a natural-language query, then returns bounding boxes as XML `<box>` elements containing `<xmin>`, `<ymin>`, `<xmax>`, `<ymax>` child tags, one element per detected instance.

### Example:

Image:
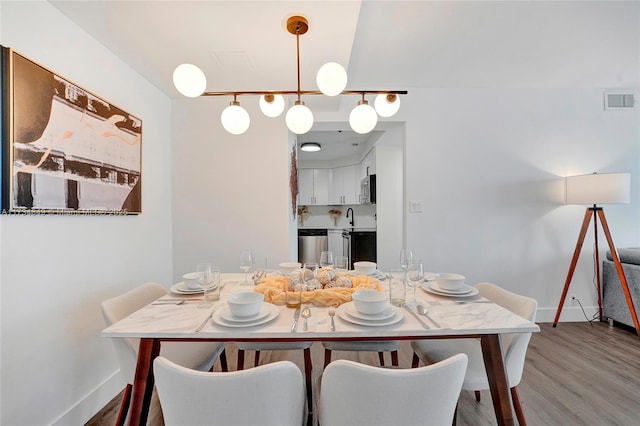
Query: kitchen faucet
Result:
<box><xmin>346</xmin><ymin>208</ymin><xmax>354</xmax><ymax>227</ymax></box>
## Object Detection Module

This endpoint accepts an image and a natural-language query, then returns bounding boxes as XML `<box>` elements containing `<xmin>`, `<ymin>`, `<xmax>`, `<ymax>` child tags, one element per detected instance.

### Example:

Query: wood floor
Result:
<box><xmin>86</xmin><ymin>322</ymin><xmax>640</xmax><ymax>426</ymax></box>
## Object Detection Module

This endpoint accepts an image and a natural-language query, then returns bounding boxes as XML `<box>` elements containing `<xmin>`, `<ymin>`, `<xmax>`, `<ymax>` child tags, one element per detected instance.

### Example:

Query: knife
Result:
<box><xmin>291</xmin><ymin>307</ymin><xmax>301</xmax><ymax>332</ymax></box>
<box><xmin>403</xmin><ymin>304</ymin><xmax>430</xmax><ymax>329</ymax></box>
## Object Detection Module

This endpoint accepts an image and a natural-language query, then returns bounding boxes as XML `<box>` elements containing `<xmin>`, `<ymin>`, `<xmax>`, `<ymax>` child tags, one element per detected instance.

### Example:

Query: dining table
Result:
<box><xmin>101</xmin><ymin>272</ymin><xmax>540</xmax><ymax>426</ymax></box>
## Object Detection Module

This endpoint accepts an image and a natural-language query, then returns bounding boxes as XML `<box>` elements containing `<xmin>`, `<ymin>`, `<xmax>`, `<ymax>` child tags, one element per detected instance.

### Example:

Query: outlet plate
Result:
<box><xmin>569</xmin><ymin>294</ymin><xmax>577</xmax><ymax>305</ymax></box>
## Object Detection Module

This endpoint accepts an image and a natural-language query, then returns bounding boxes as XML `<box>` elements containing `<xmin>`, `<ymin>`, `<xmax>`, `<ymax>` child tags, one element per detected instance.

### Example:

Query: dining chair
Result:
<box><xmin>235</xmin><ymin>341</ymin><xmax>313</xmax><ymax>416</ymax></box>
<box><xmin>318</xmin><ymin>354</ymin><xmax>468</xmax><ymax>426</ymax></box>
<box><xmin>411</xmin><ymin>282</ymin><xmax>538</xmax><ymax>426</ymax></box>
<box><xmin>321</xmin><ymin>340</ymin><xmax>400</xmax><ymax>368</ymax></box>
<box><xmin>100</xmin><ymin>282</ymin><xmax>227</xmax><ymax>426</ymax></box>
<box><xmin>154</xmin><ymin>357</ymin><xmax>305</xmax><ymax>426</ymax></box>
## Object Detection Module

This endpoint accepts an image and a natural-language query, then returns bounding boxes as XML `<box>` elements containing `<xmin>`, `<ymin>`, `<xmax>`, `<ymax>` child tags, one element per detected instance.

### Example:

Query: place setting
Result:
<box><xmin>212</xmin><ymin>292</ymin><xmax>280</xmax><ymax>328</ymax></box>
<box><xmin>336</xmin><ymin>289</ymin><xmax>403</xmax><ymax>327</ymax></box>
<box><xmin>422</xmin><ymin>273</ymin><xmax>480</xmax><ymax>298</ymax></box>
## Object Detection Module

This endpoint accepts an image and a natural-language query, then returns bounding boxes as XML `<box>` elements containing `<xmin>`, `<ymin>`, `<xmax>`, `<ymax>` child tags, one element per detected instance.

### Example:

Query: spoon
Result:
<box><xmin>301</xmin><ymin>307</ymin><xmax>311</xmax><ymax>331</ymax></box>
<box><xmin>328</xmin><ymin>305</ymin><xmax>336</xmax><ymax>331</ymax></box>
<box><xmin>416</xmin><ymin>304</ymin><xmax>441</xmax><ymax>328</ymax></box>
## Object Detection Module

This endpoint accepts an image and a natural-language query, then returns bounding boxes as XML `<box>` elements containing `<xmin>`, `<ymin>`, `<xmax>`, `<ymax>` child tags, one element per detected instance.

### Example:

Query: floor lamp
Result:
<box><xmin>553</xmin><ymin>172</ymin><xmax>640</xmax><ymax>337</ymax></box>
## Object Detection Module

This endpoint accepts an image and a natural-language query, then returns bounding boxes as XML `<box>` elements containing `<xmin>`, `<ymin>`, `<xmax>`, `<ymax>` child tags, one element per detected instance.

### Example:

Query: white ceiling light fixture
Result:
<box><xmin>172</xmin><ymin>15</ymin><xmax>407</xmax><ymax>135</ymax></box>
<box><xmin>300</xmin><ymin>142</ymin><xmax>322</xmax><ymax>152</ymax></box>
<box><xmin>374</xmin><ymin>93</ymin><xmax>401</xmax><ymax>117</ymax></box>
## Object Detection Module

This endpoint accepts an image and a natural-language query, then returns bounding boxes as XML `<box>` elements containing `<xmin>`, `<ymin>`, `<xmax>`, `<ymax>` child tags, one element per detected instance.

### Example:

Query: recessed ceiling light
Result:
<box><xmin>301</xmin><ymin>142</ymin><xmax>321</xmax><ymax>152</ymax></box>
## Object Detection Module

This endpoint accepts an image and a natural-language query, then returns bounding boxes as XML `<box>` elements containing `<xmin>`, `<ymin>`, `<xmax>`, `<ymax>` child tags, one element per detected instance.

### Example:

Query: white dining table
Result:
<box><xmin>102</xmin><ymin>273</ymin><xmax>540</xmax><ymax>426</ymax></box>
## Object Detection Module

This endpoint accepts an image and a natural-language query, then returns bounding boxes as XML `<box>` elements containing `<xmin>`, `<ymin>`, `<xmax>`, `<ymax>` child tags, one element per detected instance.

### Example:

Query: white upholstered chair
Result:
<box><xmin>411</xmin><ymin>282</ymin><xmax>538</xmax><ymax>425</ymax></box>
<box><xmin>318</xmin><ymin>354</ymin><xmax>468</xmax><ymax>426</ymax></box>
<box><xmin>101</xmin><ymin>282</ymin><xmax>227</xmax><ymax>426</ymax></box>
<box><xmin>321</xmin><ymin>340</ymin><xmax>400</xmax><ymax>368</ymax></box>
<box><xmin>154</xmin><ymin>357</ymin><xmax>305</xmax><ymax>426</ymax></box>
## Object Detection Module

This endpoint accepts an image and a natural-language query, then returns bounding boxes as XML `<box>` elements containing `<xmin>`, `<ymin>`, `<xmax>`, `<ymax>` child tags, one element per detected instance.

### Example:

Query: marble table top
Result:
<box><xmin>102</xmin><ymin>273</ymin><xmax>540</xmax><ymax>340</ymax></box>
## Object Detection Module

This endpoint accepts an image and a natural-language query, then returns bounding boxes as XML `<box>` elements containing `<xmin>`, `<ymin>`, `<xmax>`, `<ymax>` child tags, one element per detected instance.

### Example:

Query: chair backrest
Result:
<box><xmin>319</xmin><ymin>354</ymin><xmax>468</xmax><ymax>426</ymax></box>
<box><xmin>154</xmin><ymin>357</ymin><xmax>305</xmax><ymax>426</ymax></box>
<box><xmin>476</xmin><ymin>282</ymin><xmax>538</xmax><ymax>386</ymax></box>
<box><xmin>101</xmin><ymin>282</ymin><xmax>167</xmax><ymax>384</ymax></box>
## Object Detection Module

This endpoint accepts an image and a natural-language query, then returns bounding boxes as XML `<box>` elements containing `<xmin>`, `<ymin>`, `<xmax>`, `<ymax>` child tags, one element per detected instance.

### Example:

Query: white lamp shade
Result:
<box><xmin>286</xmin><ymin>104</ymin><xmax>314</xmax><ymax>134</ymax></box>
<box><xmin>565</xmin><ymin>173</ymin><xmax>631</xmax><ymax>205</ymax></box>
<box><xmin>173</xmin><ymin>64</ymin><xmax>207</xmax><ymax>98</ymax></box>
<box><xmin>349</xmin><ymin>103</ymin><xmax>378</xmax><ymax>134</ymax></box>
<box><xmin>259</xmin><ymin>94</ymin><xmax>285</xmax><ymax>117</ymax></box>
<box><xmin>316</xmin><ymin>62</ymin><xmax>348</xmax><ymax>96</ymax></box>
<box><xmin>221</xmin><ymin>104</ymin><xmax>250</xmax><ymax>135</ymax></box>
<box><xmin>374</xmin><ymin>94</ymin><xmax>401</xmax><ymax>117</ymax></box>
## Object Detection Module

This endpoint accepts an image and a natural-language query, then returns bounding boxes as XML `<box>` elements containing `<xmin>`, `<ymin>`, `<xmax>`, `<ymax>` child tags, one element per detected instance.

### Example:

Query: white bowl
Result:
<box><xmin>436</xmin><ymin>273</ymin><xmax>466</xmax><ymax>291</ymax></box>
<box><xmin>352</xmin><ymin>289</ymin><xmax>388</xmax><ymax>315</ymax></box>
<box><xmin>182</xmin><ymin>271</ymin><xmax>202</xmax><ymax>290</ymax></box>
<box><xmin>279</xmin><ymin>262</ymin><xmax>302</xmax><ymax>273</ymax></box>
<box><xmin>227</xmin><ymin>292</ymin><xmax>264</xmax><ymax>317</ymax></box>
<box><xmin>353</xmin><ymin>261</ymin><xmax>377</xmax><ymax>275</ymax></box>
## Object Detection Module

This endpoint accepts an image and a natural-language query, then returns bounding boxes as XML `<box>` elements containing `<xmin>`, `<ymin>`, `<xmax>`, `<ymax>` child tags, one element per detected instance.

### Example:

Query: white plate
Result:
<box><xmin>350</xmin><ymin>270</ymin><xmax>386</xmax><ymax>280</ymax></box>
<box><xmin>171</xmin><ymin>281</ymin><xmax>218</xmax><ymax>294</ymax></box>
<box><xmin>337</xmin><ymin>303</ymin><xmax>403</xmax><ymax>326</ymax></box>
<box><xmin>429</xmin><ymin>283</ymin><xmax>473</xmax><ymax>295</ymax></box>
<box><xmin>422</xmin><ymin>283</ymin><xmax>479</xmax><ymax>298</ymax></box>
<box><xmin>344</xmin><ymin>302</ymin><xmax>396</xmax><ymax>321</ymax></box>
<box><xmin>219</xmin><ymin>305</ymin><xmax>271</xmax><ymax>323</ymax></box>
<box><xmin>212</xmin><ymin>303</ymin><xmax>279</xmax><ymax>327</ymax></box>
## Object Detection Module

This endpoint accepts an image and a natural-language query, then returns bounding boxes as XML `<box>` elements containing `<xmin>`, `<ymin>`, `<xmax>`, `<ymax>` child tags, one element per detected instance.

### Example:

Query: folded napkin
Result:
<box><xmin>254</xmin><ymin>275</ymin><xmax>382</xmax><ymax>307</ymax></box>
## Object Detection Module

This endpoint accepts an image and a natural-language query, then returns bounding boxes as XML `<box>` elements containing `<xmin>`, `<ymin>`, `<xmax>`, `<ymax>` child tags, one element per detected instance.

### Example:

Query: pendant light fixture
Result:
<box><xmin>173</xmin><ymin>15</ymin><xmax>407</xmax><ymax>135</ymax></box>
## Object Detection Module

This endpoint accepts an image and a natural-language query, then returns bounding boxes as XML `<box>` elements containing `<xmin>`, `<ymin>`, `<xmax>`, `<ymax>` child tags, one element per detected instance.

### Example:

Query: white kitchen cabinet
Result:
<box><xmin>298</xmin><ymin>168</ymin><xmax>329</xmax><ymax>205</ymax></box>
<box><xmin>328</xmin><ymin>229</ymin><xmax>345</xmax><ymax>258</ymax></box>
<box><xmin>329</xmin><ymin>165</ymin><xmax>358</xmax><ymax>205</ymax></box>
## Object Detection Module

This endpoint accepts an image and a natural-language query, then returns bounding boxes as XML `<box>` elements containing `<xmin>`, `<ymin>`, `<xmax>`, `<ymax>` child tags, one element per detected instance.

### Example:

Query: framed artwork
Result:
<box><xmin>1</xmin><ymin>46</ymin><xmax>142</xmax><ymax>214</ymax></box>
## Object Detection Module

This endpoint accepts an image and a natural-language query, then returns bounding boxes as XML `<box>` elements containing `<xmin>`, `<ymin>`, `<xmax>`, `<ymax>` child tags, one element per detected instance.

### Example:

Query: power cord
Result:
<box><xmin>571</xmin><ymin>295</ymin><xmax>596</xmax><ymax>325</ymax></box>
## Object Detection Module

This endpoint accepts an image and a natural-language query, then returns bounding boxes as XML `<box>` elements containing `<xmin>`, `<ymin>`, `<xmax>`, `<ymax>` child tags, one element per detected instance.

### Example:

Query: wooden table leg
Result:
<box><xmin>481</xmin><ymin>334</ymin><xmax>514</xmax><ymax>426</ymax></box>
<box><xmin>128</xmin><ymin>338</ymin><xmax>160</xmax><ymax>426</ymax></box>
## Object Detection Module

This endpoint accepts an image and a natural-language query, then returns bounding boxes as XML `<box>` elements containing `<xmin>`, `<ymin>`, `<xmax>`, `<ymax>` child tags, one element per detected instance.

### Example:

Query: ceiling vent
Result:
<box><xmin>604</xmin><ymin>91</ymin><xmax>637</xmax><ymax>110</ymax></box>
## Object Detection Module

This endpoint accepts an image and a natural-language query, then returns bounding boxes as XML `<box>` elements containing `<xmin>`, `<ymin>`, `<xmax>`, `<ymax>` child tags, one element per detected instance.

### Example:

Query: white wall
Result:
<box><xmin>171</xmin><ymin>96</ymin><xmax>294</xmax><ymax>277</ymax></box>
<box><xmin>404</xmin><ymin>88</ymin><xmax>640</xmax><ymax>322</ymax></box>
<box><xmin>0</xmin><ymin>2</ymin><xmax>173</xmax><ymax>424</ymax></box>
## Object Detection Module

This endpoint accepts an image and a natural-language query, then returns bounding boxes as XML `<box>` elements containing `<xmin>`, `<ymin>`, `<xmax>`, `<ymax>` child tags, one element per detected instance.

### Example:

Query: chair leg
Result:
<box><xmin>303</xmin><ymin>348</ymin><xmax>313</xmax><ymax>415</ymax></box>
<box><xmin>474</xmin><ymin>390</ymin><xmax>481</xmax><ymax>402</ymax></box>
<box><xmin>237</xmin><ymin>349</ymin><xmax>245</xmax><ymax>370</ymax></box>
<box><xmin>511</xmin><ymin>386</ymin><xmax>527</xmax><ymax>426</ymax></box>
<box><xmin>115</xmin><ymin>384</ymin><xmax>132</xmax><ymax>426</ymax></box>
<box><xmin>219</xmin><ymin>348</ymin><xmax>228</xmax><ymax>372</ymax></box>
<box><xmin>452</xmin><ymin>402</ymin><xmax>458</xmax><ymax>426</ymax></box>
<box><xmin>254</xmin><ymin>350</ymin><xmax>261</xmax><ymax>367</ymax></box>
<box><xmin>391</xmin><ymin>350</ymin><xmax>399</xmax><ymax>367</ymax></box>
<box><xmin>324</xmin><ymin>348</ymin><xmax>332</xmax><ymax>368</ymax></box>
<box><xmin>378</xmin><ymin>351</ymin><xmax>385</xmax><ymax>366</ymax></box>
<box><xmin>412</xmin><ymin>352</ymin><xmax>420</xmax><ymax>368</ymax></box>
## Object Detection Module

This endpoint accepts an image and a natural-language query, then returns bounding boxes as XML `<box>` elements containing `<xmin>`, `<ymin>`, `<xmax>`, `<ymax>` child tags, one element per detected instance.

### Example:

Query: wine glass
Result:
<box><xmin>196</xmin><ymin>262</ymin><xmax>213</xmax><ymax>308</ymax></box>
<box><xmin>303</xmin><ymin>262</ymin><xmax>318</xmax><ymax>277</ymax></box>
<box><xmin>335</xmin><ymin>256</ymin><xmax>349</xmax><ymax>272</ymax></box>
<box><xmin>320</xmin><ymin>251</ymin><xmax>334</xmax><ymax>268</ymax></box>
<box><xmin>399</xmin><ymin>249</ymin><xmax>413</xmax><ymax>271</ymax></box>
<box><xmin>407</xmin><ymin>260</ymin><xmax>424</xmax><ymax>303</ymax></box>
<box><xmin>240</xmin><ymin>251</ymin><xmax>254</xmax><ymax>285</ymax></box>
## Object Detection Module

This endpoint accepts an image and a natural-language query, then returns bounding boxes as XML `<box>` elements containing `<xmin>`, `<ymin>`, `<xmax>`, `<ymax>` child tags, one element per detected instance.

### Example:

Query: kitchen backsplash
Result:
<box><xmin>297</xmin><ymin>204</ymin><xmax>377</xmax><ymax>229</ymax></box>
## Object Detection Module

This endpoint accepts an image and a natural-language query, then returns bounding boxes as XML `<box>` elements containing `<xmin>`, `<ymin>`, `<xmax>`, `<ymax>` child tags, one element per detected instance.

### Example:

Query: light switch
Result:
<box><xmin>409</xmin><ymin>200</ymin><xmax>423</xmax><ymax>213</ymax></box>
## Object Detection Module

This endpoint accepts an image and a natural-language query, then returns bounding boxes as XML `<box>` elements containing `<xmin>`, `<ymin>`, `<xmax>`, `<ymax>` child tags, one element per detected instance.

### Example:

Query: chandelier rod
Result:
<box><xmin>200</xmin><ymin>90</ymin><xmax>408</xmax><ymax>97</ymax></box>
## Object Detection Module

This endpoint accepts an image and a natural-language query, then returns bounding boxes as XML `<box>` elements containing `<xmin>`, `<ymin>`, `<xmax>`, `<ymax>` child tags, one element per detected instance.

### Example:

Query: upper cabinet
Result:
<box><xmin>329</xmin><ymin>165</ymin><xmax>358</xmax><ymax>205</ymax></box>
<box><xmin>359</xmin><ymin>148</ymin><xmax>376</xmax><ymax>180</ymax></box>
<box><xmin>298</xmin><ymin>168</ymin><xmax>329</xmax><ymax>205</ymax></box>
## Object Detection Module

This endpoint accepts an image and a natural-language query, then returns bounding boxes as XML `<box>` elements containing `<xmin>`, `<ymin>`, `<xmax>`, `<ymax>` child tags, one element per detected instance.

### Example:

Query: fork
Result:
<box><xmin>328</xmin><ymin>306</ymin><xmax>336</xmax><ymax>331</ymax></box>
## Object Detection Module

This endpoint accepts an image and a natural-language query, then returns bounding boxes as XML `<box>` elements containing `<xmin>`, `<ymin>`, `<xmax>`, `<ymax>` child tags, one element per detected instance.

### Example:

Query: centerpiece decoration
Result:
<box><xmin>328</xmin><ymin>208</ymin><xmax>342</xmax><ymax>226</ymax></box>
<box><xmin>254</xmin><ymin>269</ymin><xmax>382</xmax><ymax>307</ymax></box>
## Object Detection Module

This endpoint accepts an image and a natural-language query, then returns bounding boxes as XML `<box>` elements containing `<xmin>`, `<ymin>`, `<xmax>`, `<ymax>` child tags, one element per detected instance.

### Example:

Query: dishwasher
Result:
<box><xmin>298</xmin><ymin>229</ymin><xmax>328</xmax><ymax>265</ymax></box>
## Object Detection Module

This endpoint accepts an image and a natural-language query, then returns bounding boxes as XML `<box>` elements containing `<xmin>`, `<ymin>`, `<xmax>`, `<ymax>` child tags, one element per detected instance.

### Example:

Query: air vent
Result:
<box><xmin>604</xmin><ymin>91</ymin><xmax>637</xmax><ymax>110</ymax></box>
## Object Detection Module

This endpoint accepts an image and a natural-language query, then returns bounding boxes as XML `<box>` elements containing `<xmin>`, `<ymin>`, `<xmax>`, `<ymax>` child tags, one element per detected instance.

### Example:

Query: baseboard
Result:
<box><xmin>51</xmin><ymin>371</ymin><xmax>124</xmax><ymax>425</ymax></box>
<box><xmin>536</xmin><ymin>306</ymin><xmax>600</xmax><ymax>323</ymax></box>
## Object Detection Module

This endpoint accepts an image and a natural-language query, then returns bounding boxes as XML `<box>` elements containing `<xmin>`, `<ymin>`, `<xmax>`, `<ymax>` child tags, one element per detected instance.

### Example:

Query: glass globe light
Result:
<box><xmin>172</xmin><ymin>64</ymin><xmax>207</xmax><ymax>98</ymax></box>
<box><xmin>286</xmin><ymin>101</ymin><xmax>314</xmax><ymax>134</ymax></box>
<box><xmin>221</xmin><ymin>101</ymin><xmax>250</xmax><ymax>135</ymax></box>
<box><xmin>374</xmin><ymin>94</ymin><xmax>401</xmax><ymax>117</ymax></box>
<box><xmin>316</xmin><ymin>62</ymin><xmax>348</xmax><ymax>96</ymax></box>
<box><xmin>259</xmin><ymin>94</ymin><xmax>285</xmax><ymax>117</ymax></box>
<box><xmin>349</xmin><ymin>100</ymin><xmax>378</xmax><ymax>134</ymax></box>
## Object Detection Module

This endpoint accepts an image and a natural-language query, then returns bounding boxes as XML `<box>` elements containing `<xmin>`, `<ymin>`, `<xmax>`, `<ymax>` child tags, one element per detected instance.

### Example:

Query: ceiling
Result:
<box><xmin>48</xmin><ymin>1</ymin><xmax>639</xmax><ymax>159</ymax></box>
